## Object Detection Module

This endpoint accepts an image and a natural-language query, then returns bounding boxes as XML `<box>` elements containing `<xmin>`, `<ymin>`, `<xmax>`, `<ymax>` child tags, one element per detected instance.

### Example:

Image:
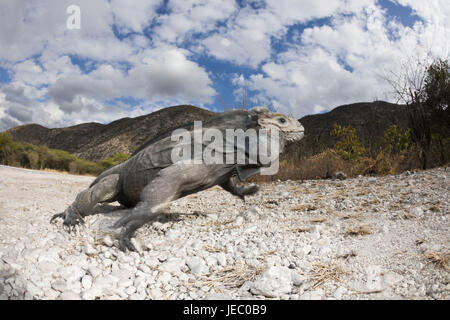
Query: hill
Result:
<box><xmin>7</xmin><ymin>105</ymin><xmax>215</xmax><ymax>161</ymax></box>
<box><xmin>297</xmin><ymin>101</ymin><xmax>408</xmax><ymax>157</ymax></box>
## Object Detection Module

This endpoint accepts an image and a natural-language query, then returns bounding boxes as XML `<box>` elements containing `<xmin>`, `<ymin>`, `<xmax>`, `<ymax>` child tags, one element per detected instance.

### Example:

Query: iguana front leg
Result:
<box><xmin>220</xmin><ymin>177</ymin><xmax>259</xmax><ymax>201</ymax></box>
<box><xmin>51</xmin><ymin>174</ymin><xmax>120</xmax><ymax>231</ymax></box>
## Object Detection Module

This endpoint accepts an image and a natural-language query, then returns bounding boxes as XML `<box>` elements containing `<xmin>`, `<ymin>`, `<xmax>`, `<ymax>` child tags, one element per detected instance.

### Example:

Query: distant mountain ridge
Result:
<box><xmin>7</xmin><ymin>105</ymin><xmax>215</xmax><ymax>161</ymax></box>
<box><xmin>297</xmin><ymin>101</ymin><xmax>408</xmax><ymax>156</ymax></box>
<box><xmin>6</xmin><ymin>101</ymin><xmax>408</xmax><ymax>161</ymax></box>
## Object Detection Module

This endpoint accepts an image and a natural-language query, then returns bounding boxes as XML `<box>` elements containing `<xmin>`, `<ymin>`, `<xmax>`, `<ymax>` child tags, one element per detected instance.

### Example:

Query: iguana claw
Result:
<box><xmin>50</xmin><ymin>207</ymin><xmax>84</xmax><ymax>233</ymax></box>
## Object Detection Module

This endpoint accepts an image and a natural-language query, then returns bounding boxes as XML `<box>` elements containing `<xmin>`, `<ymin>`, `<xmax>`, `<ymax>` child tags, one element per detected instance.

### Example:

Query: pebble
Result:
<box><xmin>186</xmin><ymin>257</ymin><xmax>208</xmax><ymax>275</ymax></box>
<box><xmin>250</xmin><ymin>266</ymin><xmax>292</xmax><ymax>298</ymax></box>
<box><xmin>159</xmin><ymin>258</ymin><xmax>185</xmax><ymax>274</ymax></box>
<box><xmin>81</xmin><ymin>275</ymin><xmax>93</xmax><ymax>290</ymax></box>
<box><xmin>299</xmin><ymin>289</ymin><xmax>323</xmax><ymax>300</ymax></box>
<box><xmin>102</xmin><ymin>236</ymin><xmax>114</xmax><ymax>247</ymax></box>
<box><xmin>83</xmin><ymin>243</ymin><xmax>96</xmax><ymax>256</ymax></box>
<box><xmin>149</xmin><ymin>288</ymin><xmax>163</xmax><ymax>300</ymax></box>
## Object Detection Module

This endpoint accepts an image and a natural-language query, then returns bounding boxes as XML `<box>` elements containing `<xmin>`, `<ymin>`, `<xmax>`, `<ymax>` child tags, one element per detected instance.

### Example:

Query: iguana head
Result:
<box><xmin>249</xmin><ymin>106</ymin><xmax>305</xmax><ymax>143</ymax></box>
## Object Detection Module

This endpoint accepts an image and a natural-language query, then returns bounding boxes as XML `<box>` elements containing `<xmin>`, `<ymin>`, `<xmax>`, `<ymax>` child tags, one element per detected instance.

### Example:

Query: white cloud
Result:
<box><xmin>153</xmin><ymin>0</ymin><xmax>237</xmax><ymax>44</ymax></box>
<box><xmin>0</xmin><ymin>0</ymin><xmax>218</xmax><ymax>130</ymax></box>
<box><xmin>110</xmin><ymin>0</ymin><xmax>162</xmax><ymax>33</ymax></box>
<box><xmin>0</xmin><ymin>0</ymin><xmax>449</xmax><ymax>131</ymax></box>
<box><xmin>201</xmin><ymin>0</ymin><xmax>374</xmax><ymax>67</ymax></box>
<box><xmin>241</xmin><ymin>1</ymin><xmax>449</xmax><ymax>118</ymax></box>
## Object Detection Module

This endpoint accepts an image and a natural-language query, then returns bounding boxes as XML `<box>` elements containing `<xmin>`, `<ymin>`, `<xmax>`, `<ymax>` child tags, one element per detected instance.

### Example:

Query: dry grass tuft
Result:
<box><xmin>345</xmin><ymin>224</ymin><xmax>372</xmax><ymax>236</ymax></box>
<box><xmin>340</xmin><ymin>213</ymin><xmax>364</xmax><ymax>220</ymax></box>
<box><xmin>195</xmin><ymin>263</ymin><xmax>266</xmax><ymax>289</ymax></box>
<box><xmin>290</xmin><ymin>204</ymin><xmax>316</xmax><ymax>212</ymax></box>
<box><xmin>402</xmin><ymin>213</ymin><xmax>416</xmax><ymax>220</ymax></box>
<box><xmin>311</xmin><ymin>262</ymin><xmax>347</xmax><ymax>289</ymax></box>
<box><xmin>423</xmin><ymin>250</ymin><xmax>450</xmax><ymax>270</ymax></box>
<box><xmin>204</xmin><ymin>245</ymin><xmax>223</xmax><ymax>253</ymax></box>
<box><xmin>309</xmin><ymin>217</ymin><xmax>327</xmax><ymax>223</ymax></box>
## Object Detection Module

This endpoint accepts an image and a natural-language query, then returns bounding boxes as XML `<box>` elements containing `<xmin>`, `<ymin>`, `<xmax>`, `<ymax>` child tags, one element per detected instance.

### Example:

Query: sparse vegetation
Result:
<box><xmin>0</xmin><ymin>132</ymin><xmax>129</xmax><ymax>175</ymax></box>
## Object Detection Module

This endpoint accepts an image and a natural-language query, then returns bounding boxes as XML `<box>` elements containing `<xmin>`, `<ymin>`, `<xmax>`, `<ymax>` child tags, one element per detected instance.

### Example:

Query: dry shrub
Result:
<box><xmin>251</xmin><ymin>149</ymin><xmax>345</xmax><ymax>182</ymax></box>
<box><xmin>362</xmin><ymin>152</ymin><xmax>394</xmax><ymax>175</ymax></box>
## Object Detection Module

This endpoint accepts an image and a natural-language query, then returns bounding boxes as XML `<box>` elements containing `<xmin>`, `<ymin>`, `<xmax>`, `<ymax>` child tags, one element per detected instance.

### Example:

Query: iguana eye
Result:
<box><xmin>278</xmin><ymin>118</ymin><xmax>286</xmax><ymax>124</ymax></box>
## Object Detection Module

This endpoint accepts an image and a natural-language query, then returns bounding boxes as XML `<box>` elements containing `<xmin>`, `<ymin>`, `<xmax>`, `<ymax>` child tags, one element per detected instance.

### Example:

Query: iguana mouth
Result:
<box><xmin>283</xmin><ymin>130</ymin><xmax>305</xmax><ymax>142</ymax></box>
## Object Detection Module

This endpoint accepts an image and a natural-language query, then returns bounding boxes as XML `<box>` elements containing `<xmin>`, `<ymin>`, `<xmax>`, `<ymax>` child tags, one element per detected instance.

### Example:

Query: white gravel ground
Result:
<box><xmin>0</xmin><ymin>164</ymin><xmax>449</xmax><ymax>300</ymax></box>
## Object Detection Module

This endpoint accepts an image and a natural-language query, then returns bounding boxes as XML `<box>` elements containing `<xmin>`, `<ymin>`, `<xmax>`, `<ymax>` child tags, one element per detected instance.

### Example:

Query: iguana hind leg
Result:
<box><xmin>51</xmin><ymin>174</ymin><xmax>120</xmax><ymax>231</ymax></box>
<box><xmin>112</xmin><ymin>163</ymin><xmax>210</xmax><ymax>251</ymax></box>
<box><xmin>113</xmin><ymin>173</ymin><xmax>180</xmax><ymax>252</ymax></box>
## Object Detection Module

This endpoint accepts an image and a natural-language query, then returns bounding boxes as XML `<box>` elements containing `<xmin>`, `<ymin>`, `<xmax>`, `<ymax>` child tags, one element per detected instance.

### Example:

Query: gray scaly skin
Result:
<box><xmin>51</xmin><ymin>107</ymin><xmax>305</xmax><ymax>251</ymax></box>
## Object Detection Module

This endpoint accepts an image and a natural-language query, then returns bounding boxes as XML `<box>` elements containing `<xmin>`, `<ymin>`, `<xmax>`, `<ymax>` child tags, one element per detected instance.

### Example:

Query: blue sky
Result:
<box><xmin>0</xmin><ymin>0</ymin><xmax>448</xmax><ymax>130</ymax></box>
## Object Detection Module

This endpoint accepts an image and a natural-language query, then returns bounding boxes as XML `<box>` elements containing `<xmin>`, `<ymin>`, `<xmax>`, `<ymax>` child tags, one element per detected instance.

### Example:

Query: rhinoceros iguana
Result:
<box><xmin>51</xmin><ymin>107</ymin><xmax>305</xmax><ymax>251</ymax></box>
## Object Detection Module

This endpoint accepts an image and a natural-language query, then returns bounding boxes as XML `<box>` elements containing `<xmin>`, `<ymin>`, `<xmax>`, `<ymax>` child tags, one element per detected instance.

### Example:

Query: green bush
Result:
<box><xmin>330</xmin><ymin>124</ymin><xmax>366</xmax><ymax>160</ymax></box>
<box><xmin>381</xmin><ymin>125</ymin><xmax>412</xmax><ymax>155</ymax></box>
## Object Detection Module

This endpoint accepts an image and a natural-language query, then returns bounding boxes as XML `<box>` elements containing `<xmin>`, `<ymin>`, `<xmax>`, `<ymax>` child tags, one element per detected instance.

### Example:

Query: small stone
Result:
<box><xmin>88</xmin><ymin>266</ymin><xmax>102</xmax><ymax>278</ymax></box>
<box><xmin>149</xmin><ymin>288</ymin><xmax>163</xmax><ymax>300</ymax></box>
<box><xmin>295</xmin><ymin>244</ymin><xmax>311</xmax><ymax>257</ymax></box>
<box><xmin>205</xmin><ymin>293</ymin><xmax>232</xmax><ymax>300</ymax></box>
<box><xmin>59</xmin><ymin>291</ymin><xmax>81</xmax><ymax>300</ymax></box>
<box><xmin>250</xmin><ymin>266</ymin><xmax>292</xmax><ymax>298</ymax></box>
<box><xmin>146</xmin><ymin>257</ymin><xmax>159</xmax><ymax>268</ymax></box>
<box><xmin>332</xmin><ymin>286</ymin><xmax>347</xmax><ymax>299</ymax></box>
<box><xmin>125</xmin><ymin>286</ymin><xmax>137</xmax><ymax>295</ymax></box>
<box><xmin>290</xmin><ymin>271</ymin><xmax>306</xmax><ymax>286</ymax></box>
<box><xmin>159</xmin><ymin>258</ymin><xmax>185</xmax><ymax>274</ymax></box>
<box><xmin>129</xmin><ymin>293</ymin><xmax>145</xmax><ymax>300</ymax></box>
<box><xmin>157</xmin><ymin>272</ymin><xmax>172</xmax><ymax>286</ymax></box>
<box><xmin>205</xmin><ymin>256</ymin><xmax>218</xmax><ymax>267</ymax></box>
<box><xmin>58</xmin><ymin>266</ymin><xmax>85</xmax><ymax>283</ymax></box>
<box><xmin>411</xmin><ymin>207</ymin><xmax>423</xmax><ymax>217</ymax></box>
<box><xmin>299</xmin><ymin>289</ymin><xmax>323</xmax><ymax>300</ymax></box>
<box><xmin>165</xmin><ymin>229</ymin><xmax>181</xmax><ymax>240</ymax></box>
<box><xmin>216</xmin><ymin>253</ymin><xmax>227</xmax><ymax>266</ymax></box>
<box><xmin>102</xmin><ymin>258</ymin><xmax>113</xmax><ymax>267</ymax></box>
<box><xmin>26</xmin><ymin>282</ymin><xmax>43</xmax><ymax>298</ymax></box>
<box><xmin>51</xmin><ymin>280</ymin><xmax>67</xmax><ymax>292</ymax></box>
<box><xmin>80</xmin><ymin>275</ymin><xmax>92</xmax><ymax>290</ymax></box>
<box><xmin>235</xmin><ymin>216</ymin><xmax>244</xmax><ymax>226</ymax></box>
<box><xmin>118</xmin><ymin>278</ymin><xmax>134</xmax><ymax>288</ymax></box>
<box><xmin>82</xmin><ymin>286</ymin><xmax>103</xmax><ymax>300</ymax></box>
<box><xmin>186</xmin><ymin>257</ymin><xmax>208</xmax><ymax>275</ymax></box>
<box><xmin>103</xmin><ymin>235</ymin><xmax>114</xmax><ymax>247</ymax></box>
<box><xmin>83</xmin><ymin>243</ymin><xmax>96</xmax><ymax>256</ymax></box>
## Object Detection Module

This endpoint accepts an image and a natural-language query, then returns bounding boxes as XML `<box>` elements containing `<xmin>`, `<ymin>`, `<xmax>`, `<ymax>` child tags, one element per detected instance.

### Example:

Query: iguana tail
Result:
<box><xmin>89</xmin><ymin>162</ymin><xmax>126</xmax><ymax>188</ymax></box>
